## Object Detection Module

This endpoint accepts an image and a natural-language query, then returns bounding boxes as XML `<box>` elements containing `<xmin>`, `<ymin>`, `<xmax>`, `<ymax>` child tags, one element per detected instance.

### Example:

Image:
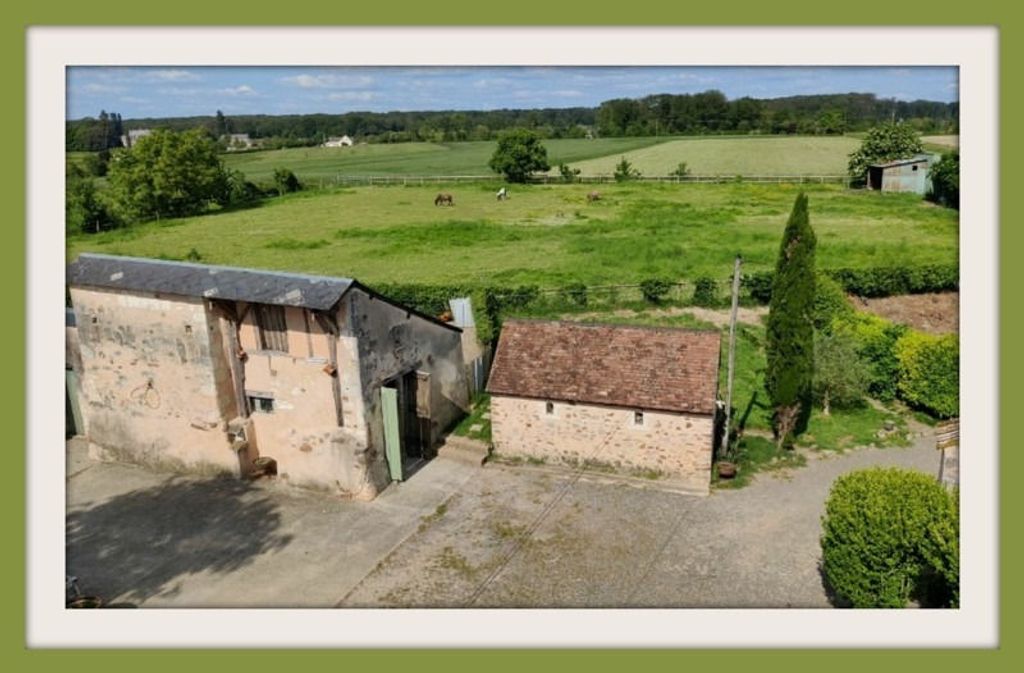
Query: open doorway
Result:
<box><xmin>381</xmin><ymin>370</ymin><xmax>432</xmax><ymax>482</ymax></box>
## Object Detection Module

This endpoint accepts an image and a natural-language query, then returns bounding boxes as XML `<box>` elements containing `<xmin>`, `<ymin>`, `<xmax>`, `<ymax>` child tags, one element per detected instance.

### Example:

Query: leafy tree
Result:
<box><xmin>488</xmin><ymin>128</ymin><xmax>550</xmax><ymax>183</ymax></box>
<box><xmin>765</xmin><ymin>192</ymin><xmax>816</xmax><ymax>447</ymax></box>
<box><xmin>847</xmin><ymin>122</ymin><xmax>925</xmax><ymax>184</ymax></box>
<box><xmin>613</xmin><ymin>157</ymin><xmax>641</xmax><ymax>182</ymax></box>
<box><xmin>927</xmin><ymin>151</ymin><xmax>959</xmax><ymax>209</ymax></box>
<box><xmin>105</xmin><ymin>129</ymin><xmax>230</xmax><ymax>222</ymax></box>
<box><xmin>66</xmin><ymin>165</ymin><xmax>116</xmax><ymax>234</ymax></box>
<box><xmin>813</xmin><ymin>331</ymin><xmax>870</xmax><ymax>415</ymax></box>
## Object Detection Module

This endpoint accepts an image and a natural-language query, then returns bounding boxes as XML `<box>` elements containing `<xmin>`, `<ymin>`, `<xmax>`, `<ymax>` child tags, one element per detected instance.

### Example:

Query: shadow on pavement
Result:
<box><xmin>67</xmin><ymin>476</ymin><xmax>293</xmax><ymax>604</ymax></box>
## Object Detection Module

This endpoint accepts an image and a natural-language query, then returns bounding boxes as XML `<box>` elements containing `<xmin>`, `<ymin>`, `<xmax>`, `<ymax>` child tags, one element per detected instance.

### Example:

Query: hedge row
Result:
<box><xmin>743</xmin><ymin>263</ymin><xmax>959</xmax><ymax>304</ymax></box>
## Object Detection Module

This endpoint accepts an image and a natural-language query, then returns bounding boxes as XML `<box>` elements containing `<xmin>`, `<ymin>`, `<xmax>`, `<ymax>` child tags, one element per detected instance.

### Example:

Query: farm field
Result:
<box><xmin>67</xmin><ymin>182</ymin><xmax>958</xmax><ymax>288</ymax></box>
<box><xmin>221</xmin><ymin>137</ymin><xmax>667</xmax><ymax>184</ymax></box>
<box><xmin>562</xmin><ymin>135</ymin><xmax>862</xmax><ymax>177</ymax></box>
<box><xmin>921</xmin><ymin>134</ymin><xmax>959</xmax><ymax>150</ymax></box>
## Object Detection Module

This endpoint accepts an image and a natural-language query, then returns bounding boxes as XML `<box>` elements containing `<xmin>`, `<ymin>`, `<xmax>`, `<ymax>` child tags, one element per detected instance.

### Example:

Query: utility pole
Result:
<box><xmin>721</xmin><ymin>255</ymin><xmax>742</xmax><ymax>459</ymax></box>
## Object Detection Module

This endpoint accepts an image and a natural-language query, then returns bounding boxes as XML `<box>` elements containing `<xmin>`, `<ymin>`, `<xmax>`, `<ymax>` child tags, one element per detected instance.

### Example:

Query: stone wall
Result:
<box><xmin>70</xmin><ymin>287</ymin><xmax>239</xmax><ymax>475</ymax></box>
<box><xmin>490</xmin><ymin>395</ymin><xmax>713</xmax><ymax>494</ymax></box>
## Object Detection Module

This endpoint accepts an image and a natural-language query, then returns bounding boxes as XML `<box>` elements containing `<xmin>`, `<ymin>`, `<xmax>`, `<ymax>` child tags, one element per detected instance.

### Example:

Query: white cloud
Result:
<box><xmin>284</xmin><ymin>74</ymin><xmax>374</xmax><ymax>89</ymax></box>
<box><xmin>147</xmin><ymin>69</ymin><xmax>200</xmax><ymax>82</ymax></box>
<box><xmin>82</xmin><ymin>83</ymin><xmax>125</xmax><ymax>94</ymax></box>
<box><xmin>222</xmin><ymin>85</ymin><xmax>256</xmax><ymax>96</ymax></box>
<box><xmin>327</xmin><ymin>91</ymin><xmax>375</xmax><ymax>102</ymax></box>
<box><xmin>551</xmin><ymin>89</ymin><xmax>585</xmax><ymax>98</ymax></box>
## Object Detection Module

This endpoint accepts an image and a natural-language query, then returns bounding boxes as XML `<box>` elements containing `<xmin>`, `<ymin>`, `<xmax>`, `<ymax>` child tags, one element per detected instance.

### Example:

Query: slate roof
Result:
<box><xmin>67</xmin><ymin>253</ymin><xmax>354</xmax><ymax>311</ymax></box>
<box><xmin>486</xmin><ymin>320</ymin><xmax>721</xmax><ymax>416</ymax></box>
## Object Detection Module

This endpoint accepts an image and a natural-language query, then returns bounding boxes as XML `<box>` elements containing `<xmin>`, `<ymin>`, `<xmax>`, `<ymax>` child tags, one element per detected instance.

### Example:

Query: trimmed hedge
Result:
<box><xmin>692</xmin><ymin>276</ymin><xmax>719</xmax><ymax>307</ymax></box>
<box><xmin>813</xmin><ymin>272</ymin><xmax>855</xmax><ymax>332</ymax></box>
<box><xmin>743</xmin><ymin>263</ymin><xmax>958</xmax><ymax>304</ymax></box>
<box><xmin>821</xmin><ymin>467</ymin><xmax>959</xmax><ymax>608</ymax></box>
<box><xmin>895</xmin><ymin>331</ymin><xmax>959</xmax><ymax>418</ymax></box>
<box><xmin>639</xmin><ymin>278</ymin><xmax>673</xmax><ymax>304</ymax></box>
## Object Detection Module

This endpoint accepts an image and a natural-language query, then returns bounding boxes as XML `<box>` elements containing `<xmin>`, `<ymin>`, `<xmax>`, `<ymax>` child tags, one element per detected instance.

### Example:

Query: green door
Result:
<box><xmin>381</xmin><ymin>386</ymin><xmax>403</xmax><ymax>482</ymax></box>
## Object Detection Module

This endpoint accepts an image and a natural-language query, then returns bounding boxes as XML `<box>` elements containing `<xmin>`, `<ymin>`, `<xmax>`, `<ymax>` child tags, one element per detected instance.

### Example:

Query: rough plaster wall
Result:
<box><xmin>70</xmin><ymin>287</ymin><xmax>237</xmax><ymax>475</ymax></box>
<box><xmin>237</xmin><ymin>304</ymin><xmax>374</xmax><ymax>494</ymax></box>
<box><xmin>491</xmin><ymin>395</ymin><xmax>713</xmax><ymax>493</ymax></box>
<box><xmin>342</xmin><ymin>290</ymin><xmax>470</xmax><ymax>489</ymax></box>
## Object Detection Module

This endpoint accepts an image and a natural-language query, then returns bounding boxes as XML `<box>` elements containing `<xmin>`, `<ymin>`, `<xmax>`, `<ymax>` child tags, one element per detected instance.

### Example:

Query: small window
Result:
<box><xmin>634</xmin><ymin>411</ymin><xmax>644</xmax><ymax>426</ymax></box>
<box><xmin>255</xmin><ymin>304</ymin><xmax>289</xmax><ymax>353</ymax></box>
<box><xmin>248</xmin><ymin>395</ymin><xmax>274</xmax><ymax>414</ymax></box>
<box><xmin>545</xmin><ymin>401</ymin><xmax>554</xmax><ymax>415</ymax></box>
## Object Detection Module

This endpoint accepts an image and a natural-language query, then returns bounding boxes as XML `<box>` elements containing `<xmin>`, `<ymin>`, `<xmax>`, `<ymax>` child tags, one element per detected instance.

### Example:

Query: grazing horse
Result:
<box><xmin>434</xmin><ymin>193</ymin><xmax>454</xmax><ymax>206</ymax></box>
<box><xmin>496</xmin><ymin>187</ymin><xmax>509</xmax><ymax>201</ymax></box>
<box><xmin>586</xmin><ymin>191</ymin><xmax>601</xmax><ymax>202</ymax></box>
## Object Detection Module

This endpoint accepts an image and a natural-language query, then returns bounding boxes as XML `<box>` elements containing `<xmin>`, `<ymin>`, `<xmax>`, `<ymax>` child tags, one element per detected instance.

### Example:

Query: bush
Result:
<box><xmin>613</xmin><ymin>157</ymin><xmax>641</xmax><ymax>182</ymax></box>
<box><xmin>639</xmin><ymin>278</ymin><xmax>673</xmax><ymax>304</ymax></box>
<box><xmin>561</xmin><ymin>282</ymin><xmax>588</xmax><ymax>307</ymax></box>
<box><xmin>273</xmin><ymin>168</ymin><xmax>302</xmax><ymax>195</ymax></box>
<box><xmin>847</xmin><ymin>122</ymin><xmax>925</xmax><ymax>184</ymax></box>
<box><xmin>742</xmin><ymin>271</ymin><xmax>774</xmax><ymax>304</ymax></box>
<box><xmin>821</xmin><ymin>467</ymin><xmax>959</xmax><ymax>608</ymax></box>
<box><xmin>826</xmin><ymin>265</ymin><xmax>958</xmax><ymax>297</ymax></box>
<box><xmin>832</xmin><ymin>312</ymin><xmax>908</xmax><ymax>401</ymax></box>
<box><xmin>691</xmin><ymin>277</ymin><xmax>718</xmax><ymax>307</ymax></box>
<box><xmin>489</xmin><ymin>128</ymin><xmax>550</xmax><ymax>183</ymax></box>
<box><xmin>669</xmin><ymin>161</ymin><xmax>690</xmax><ymax>178</ymax></box>
<box><xmin>927</xmin><ymin>151</ymin><xmax>959</xmax><ymax>209</ymax></box>
<box><xmin>813</xmin><ymin>272</ymin><xmax>854</xmax><ymax>331</ymax></box>
<box><xmin>558</xmin><ymin>163</ymin><xmax>581</xmax><ymax>183</ymax></box>
<box><xmin>895</xmin><ymin>331</ymin><xmax>959</xmax><ymax>418</ymax></box>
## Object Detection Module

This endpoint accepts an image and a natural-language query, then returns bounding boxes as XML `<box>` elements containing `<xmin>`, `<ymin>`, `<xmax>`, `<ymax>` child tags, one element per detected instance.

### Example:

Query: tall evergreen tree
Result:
<box><xmin>765</xmin><ymin>192</ymin><xmax>817</xmax><ymax>448</ymax></box>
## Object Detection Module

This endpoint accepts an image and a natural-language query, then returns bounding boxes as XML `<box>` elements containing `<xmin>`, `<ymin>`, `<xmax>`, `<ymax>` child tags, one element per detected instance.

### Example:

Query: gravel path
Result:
<box><xmin>341</xmin><ymin>436</ymin><xmax>940</xmax><ymax>608</ymax></box>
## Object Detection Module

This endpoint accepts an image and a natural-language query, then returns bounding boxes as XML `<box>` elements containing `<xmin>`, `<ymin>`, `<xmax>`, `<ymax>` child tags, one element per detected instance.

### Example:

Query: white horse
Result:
<box><xmin>496</xmin><ymin>187</ymin><xmax>509</xmax><ymax>201</ymax></box>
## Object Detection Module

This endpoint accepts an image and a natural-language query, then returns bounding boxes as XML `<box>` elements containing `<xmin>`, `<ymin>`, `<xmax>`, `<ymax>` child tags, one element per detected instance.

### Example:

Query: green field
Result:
<box><xmin>562</xmin><ymin>135</ymin><xmax>861</xmax><ymax>177</ymax></box>
<box><xmin>222</xmin><ymin>137</ymin><xmax>667</xmax><ymax>184</ymax></box>
<box><xmin>67</xmin><ymin>182</ymin><xmax>958</xmax><ymax>287</ymax></box>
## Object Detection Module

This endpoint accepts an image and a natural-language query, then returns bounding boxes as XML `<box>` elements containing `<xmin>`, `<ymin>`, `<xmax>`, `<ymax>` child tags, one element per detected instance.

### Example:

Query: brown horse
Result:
<box><xmin>434</xmin><ymin>193</ymin><xmax>454</xmax><ymax>206</ymax></box>
<box><xmin>586</xmin><ymin>191</ymin><xmax>601</xmax><ymax>202</ymax></box>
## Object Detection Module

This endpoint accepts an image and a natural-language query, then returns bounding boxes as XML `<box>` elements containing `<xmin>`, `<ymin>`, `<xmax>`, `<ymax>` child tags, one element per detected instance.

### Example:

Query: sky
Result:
<box><xmin>66</xmin><ymin>66</ymin><xmax>958</xmax><ymax>120</ymax></box>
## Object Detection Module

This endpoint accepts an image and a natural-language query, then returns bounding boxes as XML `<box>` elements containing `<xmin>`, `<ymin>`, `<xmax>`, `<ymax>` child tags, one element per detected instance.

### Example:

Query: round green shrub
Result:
<box><xmin>692</xmin><ymin>277</ymin><xmax>718</xmax><ymax>307</ymax></box>
<box><xmin>831</xmin><ymin>312</ymin><xmax>908</xmax><ymax>401</ymax></box>
<box><xmin>821</xmin><ymin>467</ymin><xmax>959</xmax><ymax>608</ymax></box>
<box><xmin>895</xmin><ymin>331</ymin><xmax>959</xmax><ymax>418</ymax></box>
<box><xmin>639</xmin><ymin>278</ymin><xmax>673</xmax><ymax>304</ymax></box>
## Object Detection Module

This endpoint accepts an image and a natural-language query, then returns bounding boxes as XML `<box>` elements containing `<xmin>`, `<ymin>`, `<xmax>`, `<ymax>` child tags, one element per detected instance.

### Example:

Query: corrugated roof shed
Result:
<box><xmin>67</xmin><ymin>253</ymin><xmax>354</xmax><ymax>311</ymax></box>
<box><xmin>486</xmin><ymin>320</ymin><xmax>721</xmax><ymax>416</ymax></box>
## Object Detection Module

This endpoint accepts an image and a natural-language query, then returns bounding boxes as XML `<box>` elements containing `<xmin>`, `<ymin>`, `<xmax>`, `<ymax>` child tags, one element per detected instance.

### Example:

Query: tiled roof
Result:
<box><xmin>67</xmin><ymin>254</ymin><xmax>354</xmax><ymax>311</ymax></box>
<box><xmin>486</xmin><ymin>320</ymin><xmax>721</xmax><ymax>415</ymax></box>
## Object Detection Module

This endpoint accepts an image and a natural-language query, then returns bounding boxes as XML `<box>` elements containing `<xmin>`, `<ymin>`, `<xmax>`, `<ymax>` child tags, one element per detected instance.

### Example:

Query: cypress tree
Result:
<box><xmin>765</xmin><ymin>192</ymin><xmax>817</xmax><ymax>447</ymax></box>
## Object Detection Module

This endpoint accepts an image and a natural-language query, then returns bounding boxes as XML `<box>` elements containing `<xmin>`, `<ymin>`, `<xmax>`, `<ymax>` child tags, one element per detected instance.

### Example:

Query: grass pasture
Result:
<box><xmin>563</xmin><ymin>135</ymin><xmax>862</xmax><ymax>177</ymax></box>
<box><xmin>67</xmin><ymin>181</ymin><xmax>958</xmax><ymax>288</ymax></box>
<box><xmin>222</xmin><ymin>137</ymin><xmax>667</xmax><ymax>184</ymax></box>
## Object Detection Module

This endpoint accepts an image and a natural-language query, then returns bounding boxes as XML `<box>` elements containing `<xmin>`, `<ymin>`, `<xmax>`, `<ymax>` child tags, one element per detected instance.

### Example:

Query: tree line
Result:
<box><xmin>66</xmin><ymin>91</ymin><xmax>958</xmax><ymax>151</ymax></box>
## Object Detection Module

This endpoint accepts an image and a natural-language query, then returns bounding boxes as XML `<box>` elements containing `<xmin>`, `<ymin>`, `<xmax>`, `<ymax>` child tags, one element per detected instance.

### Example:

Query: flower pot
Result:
<box><xmin>717</xmin><ymin>461</ymin><xmax>738</xmax><ymax>479</ymax></box>
<box><xmin>68</xmin><ymin>596</ymin><xmax>104</xmax><ymax>608</ymax></box>
<box><xmin>249</xmin><ymin>456</ymin><xmax>278</xmax><ymax>479</ymax></box>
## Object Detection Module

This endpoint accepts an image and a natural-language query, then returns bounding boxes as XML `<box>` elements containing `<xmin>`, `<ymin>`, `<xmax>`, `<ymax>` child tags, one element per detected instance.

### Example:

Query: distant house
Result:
<box><xmin>224</xmin><ymin>133</ymin><xmax>255</xmax><ymax>150</ymax></box>
<box><xmin>322</xmin><ymin>135</ymin><xmax>354</xmax><ymax>148</ymax></box>
<box><xmin>486</xmin><ymin>320</ymin><xmax>721</xmax><ymax>494</ymax></box>
<box><xmin>120</xmin><ymin>128</ymin><xmax>152</xmax><ymax>148</ymax></box>
<box><xmin>66</xmin><ymin>254</ymin><xmax>469</xmax><ymax>499</ymax></box>
<box><xmin>867</xmin><ymin>154</ymin><xmax>933</xmax><ymax>194</ymax></box>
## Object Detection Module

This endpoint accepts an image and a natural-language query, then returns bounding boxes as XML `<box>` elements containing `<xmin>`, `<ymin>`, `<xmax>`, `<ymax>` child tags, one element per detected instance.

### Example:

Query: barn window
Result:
<box><xmin>912</xmin><ymin>164</ymin><xmax>919</xmax><ymax>171</ymax></box>
<box><xmin>634</xmin><ymin>411</ymin><xmax>645</xmax><ymax>426</ymax></box>
<box><xmin>545</xmin><ymin>401</ymin><xmax>554</xmax><ymax>415</ymax></box>
<box><xmin>255</xmin><ymin>304</ymin><xmax>289</xmax><ymax>353</ymax></box>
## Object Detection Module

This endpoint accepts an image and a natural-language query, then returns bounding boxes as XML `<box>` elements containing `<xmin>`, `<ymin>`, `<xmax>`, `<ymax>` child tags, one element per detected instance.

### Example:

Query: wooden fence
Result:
<box><xmin>323</xmin><ymin>174</ymin><xmax>850</xmax><ymax>188</ymax></box>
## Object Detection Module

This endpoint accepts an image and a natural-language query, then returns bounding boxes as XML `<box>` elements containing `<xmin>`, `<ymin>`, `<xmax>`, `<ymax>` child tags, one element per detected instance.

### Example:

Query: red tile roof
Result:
<box><xmin>486</xmin><ymin>320</ymin><xmax>721</xmax><ymax>415</ymax></box>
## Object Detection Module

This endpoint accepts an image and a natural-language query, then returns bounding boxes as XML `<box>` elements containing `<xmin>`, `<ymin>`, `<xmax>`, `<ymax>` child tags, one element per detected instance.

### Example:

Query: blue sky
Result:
<box><xmin>67</xmin><ymin>66</ymin><xmax>958</xmax><ymax>120</ymax></box>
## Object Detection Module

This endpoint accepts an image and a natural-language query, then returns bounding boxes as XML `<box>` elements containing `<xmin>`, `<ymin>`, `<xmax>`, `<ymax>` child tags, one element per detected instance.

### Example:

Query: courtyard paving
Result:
<box><xmin>66</xmin><ymin>434</ymin><xmax>939</xmax><ymax>608</ymax></box>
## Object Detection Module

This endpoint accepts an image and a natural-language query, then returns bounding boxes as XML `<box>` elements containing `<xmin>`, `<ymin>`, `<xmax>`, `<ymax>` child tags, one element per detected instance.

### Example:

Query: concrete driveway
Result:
<box><xmin>66</xmin><ymin>436</ymin><xmax>940</xmax><ymax>608</ymax></box>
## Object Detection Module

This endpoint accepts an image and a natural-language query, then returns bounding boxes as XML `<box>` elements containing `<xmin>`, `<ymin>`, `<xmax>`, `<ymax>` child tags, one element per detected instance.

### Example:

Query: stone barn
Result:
<box><xmin>486</xmin><ymin>320</ymin><xmax>721</xmax><ymax>494</ymax></box>
<box><xmin>866</xmin><ymin>155</ymin><xmax>932</xmax><ymax>194</ymax></box>
<box><xmin>67</xmin><ymin>254</ymin><xmax>469</xmax><ymax>499</ymax></box>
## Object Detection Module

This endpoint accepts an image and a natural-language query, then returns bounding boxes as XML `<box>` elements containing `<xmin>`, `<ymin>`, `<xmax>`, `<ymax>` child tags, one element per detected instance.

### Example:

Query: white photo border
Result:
<box><xmin>28</xmin><ymin>26</ymin><xmax>998</xmax><ymax>649</ymax></box>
